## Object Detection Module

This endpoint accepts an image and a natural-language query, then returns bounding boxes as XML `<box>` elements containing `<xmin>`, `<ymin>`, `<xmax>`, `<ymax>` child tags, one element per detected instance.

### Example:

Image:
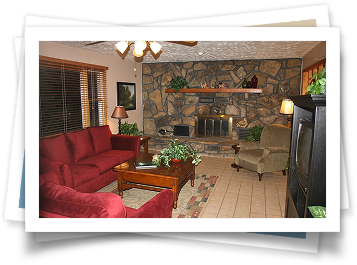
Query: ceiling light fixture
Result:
<box><xmin>115</xmin><ymin>41</ymin><xmax>162</xmax><ymax>58</ymax></box>
<box><xmin>197</xmin><ymin>52</ymin><xmax>204</xmax><ymax>56</ymax></box>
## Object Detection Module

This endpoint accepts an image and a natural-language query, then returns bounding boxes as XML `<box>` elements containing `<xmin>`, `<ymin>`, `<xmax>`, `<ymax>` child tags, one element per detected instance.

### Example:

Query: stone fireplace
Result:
<box><xmin>194</xmin><ymin>115</ymin><xmax>233</xmax><ymax>138</ymax></box>
<box><xmin>142</xmin><ymin>58</ymin><xmax>302</xmax><ymax>157</ymax></box>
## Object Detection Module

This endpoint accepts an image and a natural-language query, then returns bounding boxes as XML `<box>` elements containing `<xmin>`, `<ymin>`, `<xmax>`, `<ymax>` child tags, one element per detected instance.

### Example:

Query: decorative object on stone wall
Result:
<box><xmin>158</xmin><ymin>129</ymin><xmax>173</xmax><ymax>135</ymax></box>
<box><xmin>242</xmin><ymin>78</ymin><xmax>247</xmax><ymax>88</ymax></box>
<box><xmin>246</xmin><ymin>81</ymin><xmax>253</xmax><ymax>88</ymax></box>
<box><xmin>251</xmin><ymin>75</ymin><xmax>258</xmax><ymax>88</ymax></box>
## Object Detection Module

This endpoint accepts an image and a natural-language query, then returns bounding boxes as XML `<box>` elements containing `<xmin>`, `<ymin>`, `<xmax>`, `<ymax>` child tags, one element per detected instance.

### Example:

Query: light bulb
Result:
<box><xmin>115</xmin><ymin>41</ymin><xmax>129</xmax><ymax>53</ymax></box>
<box><xmin>134</xmin><ymin>41</ymin><xmax>147</xmax><ymax>51</ymax></box>
<box><xmin>133</xmin><ymin>47</ymin><xmax>144</xmax><ymax>57</ymax></box>
<box><xmin>150</xmin><ymin>41</ymin><xmax>162</xmax><ymax>54</ymax></box>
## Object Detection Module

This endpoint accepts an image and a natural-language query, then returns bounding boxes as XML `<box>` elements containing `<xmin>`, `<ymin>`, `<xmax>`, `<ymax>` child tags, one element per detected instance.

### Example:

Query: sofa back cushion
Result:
<box><xmin>65</xmin><ymin>129</ymin><xmax>95</xmax><ymax>163</ymax></box>
<box><xmin>87</xmin><ymin>125</ymin><xmax>112</xmax><ymax>154</ymax></box>
<box><xmin>39</xmin><ymin>134</ymin><xmax>72</xmax><ymax>164</ymax></box>
<box><xmin>39</xmin><ymin>180</ymin><xmax>127</xmax><ymax>218</ymax></box>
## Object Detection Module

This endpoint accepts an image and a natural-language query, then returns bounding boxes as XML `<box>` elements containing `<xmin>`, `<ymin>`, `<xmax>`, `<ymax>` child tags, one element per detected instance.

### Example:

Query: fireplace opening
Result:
<box><xmin>194</xmin><ymin>115</ymin><xmax>233</xmax><ymax>138</ymax></box>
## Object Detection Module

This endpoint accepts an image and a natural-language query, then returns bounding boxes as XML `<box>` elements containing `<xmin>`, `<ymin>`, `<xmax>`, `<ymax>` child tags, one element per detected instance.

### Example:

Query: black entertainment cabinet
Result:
<box><xmin>285</xmin><ymin>95</ymin><xmax>326</xmax><ymax>218</ymax></box>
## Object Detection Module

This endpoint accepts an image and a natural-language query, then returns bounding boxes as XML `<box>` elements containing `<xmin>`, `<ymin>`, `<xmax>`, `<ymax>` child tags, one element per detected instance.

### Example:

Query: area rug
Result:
<box><xmin>97</xmin><ymin>174</ymin><xmax>220</xmax><ymax>218</ymax></box>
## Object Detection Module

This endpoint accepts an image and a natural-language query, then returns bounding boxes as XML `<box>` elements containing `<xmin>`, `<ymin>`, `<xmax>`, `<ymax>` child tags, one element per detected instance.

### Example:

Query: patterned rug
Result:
<box><xmin>97</xmin><ymin>174</ymin><xmax>220</xmax><ymax>218</ymax></box>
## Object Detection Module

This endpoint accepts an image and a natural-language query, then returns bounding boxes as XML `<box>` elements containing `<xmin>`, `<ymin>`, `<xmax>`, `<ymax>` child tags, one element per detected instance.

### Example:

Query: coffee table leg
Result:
<box><xmin>117</xmin><ymin>172</ymin><xmax>123</xmax><ymax>198</ymax></box>
<box><xmin>172</xmin><ymin>182</ymin><xmax>178</xmax><ymax>209</ymax></box>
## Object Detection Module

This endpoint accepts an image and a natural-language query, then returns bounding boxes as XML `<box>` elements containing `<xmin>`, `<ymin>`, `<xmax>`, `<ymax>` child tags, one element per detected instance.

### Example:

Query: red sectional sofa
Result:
<box><xmin>39</xmin><ymin>125</ymin><xmax>140</xmax><ymax>193</ymax></box>
<box><xmin>39</xmin><ymin>171</ymin><xmax>174</xmax><ymax>218</ymax></box>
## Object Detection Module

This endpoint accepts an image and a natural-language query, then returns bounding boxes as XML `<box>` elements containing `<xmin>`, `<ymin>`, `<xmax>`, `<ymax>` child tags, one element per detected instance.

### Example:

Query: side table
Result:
<box><xmin>140</xmin><ymin>136</ymin><xmax>150</xmax><ymax>153</ymax></box>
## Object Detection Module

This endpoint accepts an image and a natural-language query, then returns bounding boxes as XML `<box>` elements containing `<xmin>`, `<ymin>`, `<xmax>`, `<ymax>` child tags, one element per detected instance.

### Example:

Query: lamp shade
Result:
<box><xmin>111</xmin><ymin>106</ymin><xmax>128</xmax><ymax>119</ymax></box>
<box><xmin>280</xmin><ymin>99</ymin><xmax>294</xmax><ymax>115</ymax></box>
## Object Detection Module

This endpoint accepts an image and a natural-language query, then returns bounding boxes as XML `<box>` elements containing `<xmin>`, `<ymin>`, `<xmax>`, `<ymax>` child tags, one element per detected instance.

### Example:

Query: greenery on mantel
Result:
<box><xmin>168</xmin><ymin>76</ymin><xmax>190</xmax><ymax>93</ymax></box>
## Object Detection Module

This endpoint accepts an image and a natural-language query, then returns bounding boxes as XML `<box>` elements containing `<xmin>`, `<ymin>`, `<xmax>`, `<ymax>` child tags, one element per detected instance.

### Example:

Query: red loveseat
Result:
<box><xmin>39</xmin><ymin>125</ymin><xmax>140</xmax><ymax>193</ymax></box>
<box><xmin>39</xmin><ymin>171</ymin><xmax>174</xmax><ymax>218</ymax></box>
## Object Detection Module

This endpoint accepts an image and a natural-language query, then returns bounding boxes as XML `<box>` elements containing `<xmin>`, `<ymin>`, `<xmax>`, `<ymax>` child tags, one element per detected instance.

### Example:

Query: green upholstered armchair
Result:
<box><xmin>234</xmin><ymin>124</ymin><xmax>291</xmax><ymax>181</ymax></box>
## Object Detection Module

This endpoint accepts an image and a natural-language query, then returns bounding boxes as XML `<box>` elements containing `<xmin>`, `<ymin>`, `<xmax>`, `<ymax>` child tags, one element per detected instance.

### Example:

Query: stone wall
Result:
<box><xmin>142</xmin><ymin>58</ymin><xmax>301</xmax><ymax>140</ymax></box>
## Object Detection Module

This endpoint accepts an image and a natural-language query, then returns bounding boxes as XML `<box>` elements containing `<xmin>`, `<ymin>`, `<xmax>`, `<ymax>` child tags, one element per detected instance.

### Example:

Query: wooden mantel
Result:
<box><xmin>164</xmin><ymin>88</ymin><xmax>263</xmax><ymax>93</ymax></box>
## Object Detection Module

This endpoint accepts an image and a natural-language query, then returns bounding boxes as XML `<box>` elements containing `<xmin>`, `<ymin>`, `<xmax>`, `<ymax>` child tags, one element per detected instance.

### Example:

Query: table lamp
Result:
<box><xmin>280</xmin><ymin>99</ymin><xmax>294</xmax><ymax>128</ymax></box>
<box><xmin>111</xmin><ymin>106</ymin><xmax>128</xmax><ymax>134</ymax></box>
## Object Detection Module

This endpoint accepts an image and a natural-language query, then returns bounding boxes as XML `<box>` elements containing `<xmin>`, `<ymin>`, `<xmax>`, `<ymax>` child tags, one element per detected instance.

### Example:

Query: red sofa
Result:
<box><xmin>39</xmin><ymin>171</ymin><xmax>174</xmax><ymax>218</ymax></box>
<box><xmin>39</xmin><ymin>125</ymin><xmax>140</xmax><ymax>193</ymax></box>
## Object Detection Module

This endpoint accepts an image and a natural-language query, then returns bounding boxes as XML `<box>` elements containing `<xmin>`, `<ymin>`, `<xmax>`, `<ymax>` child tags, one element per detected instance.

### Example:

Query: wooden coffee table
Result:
<box><xmin>113</xmin><ymin>153</ymin><xmax>195</xmax><ymax>209</ymax></box>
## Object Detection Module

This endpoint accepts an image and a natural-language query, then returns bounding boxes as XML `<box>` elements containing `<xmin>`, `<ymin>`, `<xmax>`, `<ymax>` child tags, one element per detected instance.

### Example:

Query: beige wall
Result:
<box><xmin>302</xmin><ymin>41</ymin><xmax>326</xmax><ymax>70</ymax></box>
<box><xmin>39</xmin><ymin>41</ymin><xmax>143</xmax><ymax>134</ymax></box>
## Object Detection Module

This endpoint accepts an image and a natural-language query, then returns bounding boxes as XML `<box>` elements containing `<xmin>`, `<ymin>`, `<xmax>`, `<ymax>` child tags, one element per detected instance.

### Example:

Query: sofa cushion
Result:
<box><xmin>39</xmin><ymin>180</ymin><xmax>127</xmax><ymax>218</ymax></box>
<box><xmin>39</xmin><ymin>134</ymin><xmax>72</xmax><ymax>164</ymax></box>
<box><xmin>87</xmin><ymin>125</ymin><xmax>112</xmax><ymax>154</ymax></box>
<box><xmin>69</xmin><ymin>165</ymin><xmax>100</xmax><ymax>188</ymax></box>
<box><xmin>100</xmin><ymin>150</ymin><xmax>136</xmax><ymax>164</ymax></box>
<box><xmin>77</xmin><ymin>154</ymin><xmax>121</xmax><ymax>174</ymax></box>
<box><xmin>77</xmin><ymin>150</ymin><xmax>136</xmax><ymax>174</ymax></box>
<box><xmin>65</xmin><ymin>129</ymin><xmax>95</xmax><ymax>163</ymax></box>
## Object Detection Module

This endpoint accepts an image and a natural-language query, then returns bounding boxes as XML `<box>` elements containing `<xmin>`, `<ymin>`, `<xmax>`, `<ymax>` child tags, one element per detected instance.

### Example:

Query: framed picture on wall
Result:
<box><xmin>117</xmin><ymin>82</ymin><xmax>136</xmax><ymax>111</ymax></box>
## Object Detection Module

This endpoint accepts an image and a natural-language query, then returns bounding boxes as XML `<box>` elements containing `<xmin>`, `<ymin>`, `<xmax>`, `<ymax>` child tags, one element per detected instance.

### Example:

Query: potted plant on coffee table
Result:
<box><xmin>152</xmin><ymin>139</ymin><xmax>201</xmax><ymax>168</ymax></box>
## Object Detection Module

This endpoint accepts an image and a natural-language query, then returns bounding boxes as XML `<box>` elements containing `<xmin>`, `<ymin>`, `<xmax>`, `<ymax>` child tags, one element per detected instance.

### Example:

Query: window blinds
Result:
<box><xmin>39</xmin><ymin>56</ymin><xmax>108</xmax><ymax>138</ymax></box>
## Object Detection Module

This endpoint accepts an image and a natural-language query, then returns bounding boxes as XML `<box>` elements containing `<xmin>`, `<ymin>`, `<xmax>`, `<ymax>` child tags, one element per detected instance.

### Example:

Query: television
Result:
<box><xmin>294</xmin><ymin>119</ymin><xmax>314</xmax><ymax>190</ymax></box>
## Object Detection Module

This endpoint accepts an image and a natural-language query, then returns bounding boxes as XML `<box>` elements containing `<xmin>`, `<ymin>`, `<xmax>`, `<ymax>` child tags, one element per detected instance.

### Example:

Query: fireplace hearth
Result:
<box><xmin>194</xmin><ymin>115</ymin><xmax>233</xmax><ymax>138</ymax></box>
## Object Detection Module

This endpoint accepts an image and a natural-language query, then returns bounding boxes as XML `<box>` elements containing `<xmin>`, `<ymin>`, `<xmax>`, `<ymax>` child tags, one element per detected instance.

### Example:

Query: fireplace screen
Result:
<box><xmin>194</xmin><ymin>115</ymin><xmax>233</xmax><ymax>138</ymax></box>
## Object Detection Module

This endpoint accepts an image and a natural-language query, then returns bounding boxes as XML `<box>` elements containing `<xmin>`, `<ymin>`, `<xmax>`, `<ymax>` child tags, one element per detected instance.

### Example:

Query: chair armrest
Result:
<box><xmin>128</xmin><ymin>189</ymin><xmax>174</xmax><ymax>218</ymax></box>
<box><xmin>238</xmin><ymin>140</ymin><xmax>261</xmax><ymax>151</ymax></box>
<box><xmin>265</xmin><ymin>147</ymin><xmax>290</xmax><ymax>153</ymax></box>
<box><xmin>111</xmin><ymin>135</ymin><xmax>141</xmax><ymax>156</ymax></box>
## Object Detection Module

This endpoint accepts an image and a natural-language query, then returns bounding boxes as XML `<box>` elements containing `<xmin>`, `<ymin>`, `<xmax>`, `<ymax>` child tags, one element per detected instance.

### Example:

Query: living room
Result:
<box><xmin>37</xmin><ymin>38</ymin><xmax>327</xmax><ymax>220</ymax></box>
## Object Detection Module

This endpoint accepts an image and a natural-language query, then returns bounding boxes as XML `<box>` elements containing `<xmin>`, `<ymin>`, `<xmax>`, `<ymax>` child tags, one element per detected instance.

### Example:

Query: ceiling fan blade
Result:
<box><xmin>85</xmin><ymin>41</ymin><xmax>107</xmax><ymax>46</ymax></box>
<box><xmin>167</xmin><ymin>41</ymin><xmax>198</xmax><ymax>46</ymax></box>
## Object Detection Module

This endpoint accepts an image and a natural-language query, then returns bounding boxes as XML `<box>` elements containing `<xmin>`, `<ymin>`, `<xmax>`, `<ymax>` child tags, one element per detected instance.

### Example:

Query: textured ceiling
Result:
<box><xmin>55</xmin><ymin>41</ymin><xmax>322</xmax><ymax>63</ymax></box>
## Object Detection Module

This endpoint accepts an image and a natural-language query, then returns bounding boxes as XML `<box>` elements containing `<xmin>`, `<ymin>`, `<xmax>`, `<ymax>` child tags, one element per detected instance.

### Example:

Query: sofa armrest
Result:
<box><xmin>39</xmin><ymin>157</ymin><xmax>73</xmax><ymax>188</ymax></box>
<box><xmin>111</xmin><ymin>135</ymin><xmax>141</xmax><ymax>156</ymax></box>
<box><xmin>127</xmin><ymin>189</ymin><xmax>174</xmax><ymax>218</ymax></box>
<box><xmin>238</xmin><ymin>140</ymin><xmax>261</xmax><ymax>151</ymax></box>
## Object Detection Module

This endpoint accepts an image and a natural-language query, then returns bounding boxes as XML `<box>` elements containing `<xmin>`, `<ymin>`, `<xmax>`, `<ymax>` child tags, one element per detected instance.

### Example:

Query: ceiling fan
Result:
<box><xmin>85</xmin><ymin>41</ymin><xmax>197</xmax><ymax>58</ymax></box>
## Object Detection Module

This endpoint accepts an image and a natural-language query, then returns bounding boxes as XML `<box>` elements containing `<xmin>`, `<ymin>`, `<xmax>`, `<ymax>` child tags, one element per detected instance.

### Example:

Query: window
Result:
<box><xmin>39</xmin><ymin>56</ymin><xmax>108</xmax><ymax>138</ymax></box>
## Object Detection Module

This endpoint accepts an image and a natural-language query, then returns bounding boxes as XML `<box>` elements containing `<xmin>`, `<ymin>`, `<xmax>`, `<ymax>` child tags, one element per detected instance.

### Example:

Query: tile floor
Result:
<box><xmin>194</xmin><ymin>155</ymin><xmax>288</xmax><ymax>218</ymax></box>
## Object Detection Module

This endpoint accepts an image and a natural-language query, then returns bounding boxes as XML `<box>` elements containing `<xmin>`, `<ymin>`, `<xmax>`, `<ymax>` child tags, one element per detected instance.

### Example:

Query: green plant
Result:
<box><xmin>307</xmin><ymin>67</ymin><xmax>326</xmax><ymax>94</ymax></box>
<box><xmin>169</xmin><ymin>76</ymin><xmax>190</xmax><ymax>93</ymax></box>
<box><xmin>245</xmin><ymin>125</ymin><xmax>264</xmax><ymax>141</ymax></box>
<box><xmin>152</xmin><ymin>139</ymin><xmax>201</xmax><ymax>168</ymax></box>
<box><xmin>120</xmin><ymin>122</ymin><xmax>142</xmax><ymax>136</ymax></box>
<box><xmin>308</xmin><ymin>206</ymin><xmax>326</xmax><ymax>218</ymax></box>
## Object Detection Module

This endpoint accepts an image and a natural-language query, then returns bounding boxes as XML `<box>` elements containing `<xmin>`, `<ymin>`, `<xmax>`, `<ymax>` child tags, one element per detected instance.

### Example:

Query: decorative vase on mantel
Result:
<box><xmin>251</xmin><ymin>75</ymin><xmax>258</xmax><ymax>88</ymax></box>
<box><xmin>242</xmin><ymin>78</ymin><xmax>247</xmax><ymax>88</ymax></box>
